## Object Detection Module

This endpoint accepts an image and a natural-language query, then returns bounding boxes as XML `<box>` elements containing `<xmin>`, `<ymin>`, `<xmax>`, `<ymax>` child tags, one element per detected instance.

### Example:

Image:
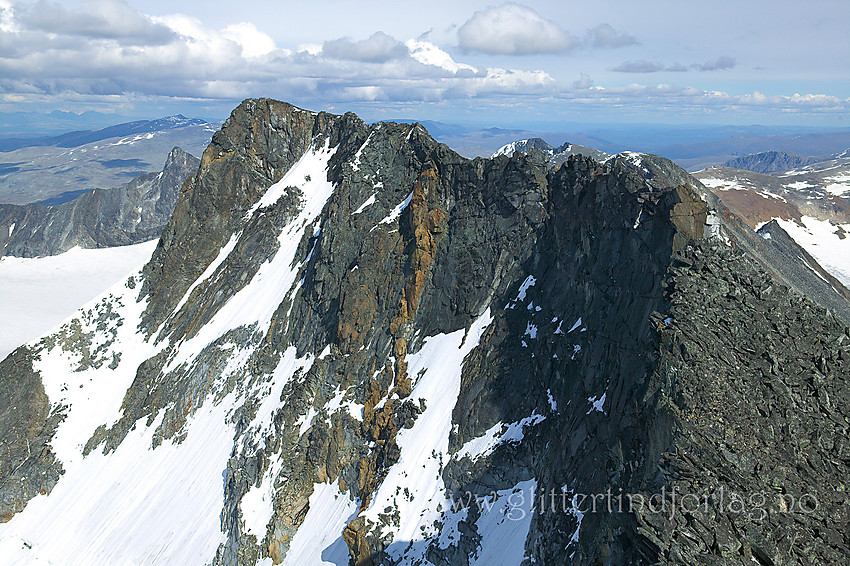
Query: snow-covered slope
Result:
<box><xmin>0</xmin><ymin>240</ymin><xmax>157</xmax><ymax>360</ymax></box>
<box><xmin>695</xmin><ymin>160</ymin><xmax>850</xmax><ymax>290</ymax></box>
<box><xmin>773</xmin><ymin>216</ymin><xmax>850</xmax><ymax>287</ymax></box>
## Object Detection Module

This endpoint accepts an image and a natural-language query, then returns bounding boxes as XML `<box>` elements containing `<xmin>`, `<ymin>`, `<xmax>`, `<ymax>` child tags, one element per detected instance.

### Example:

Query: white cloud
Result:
<box><xmin>613</xmin><ymin>57</ymin><xmax>735</xmax><ymax>73</ymax></box>
<box><xmin>0</xmin><ymin>0</ymin><xmax>844</xmax><ymax>124</ymax></box>
<box><xmin>221</xmin><ymin>22</ymin><xmax>277</xmax><ymax>59</ymax></box>
<box><xmin>19</xmin><ymin>0</ymin><xmax>176</xmax><ymax>44</ymax></box>
<box><xmin>572</xmin><ymin>73</ymin><xmax>594</xmax><ymax>89</ymax></box>
<box><xmin>296</xmin><ymin>43</ymin><xmax>322</xmax><ymax>56</ymax></box>
<box><xmin>586</xmin><ymin>24</ymin><xmax>636</xmax><ymax>48</ymax></box>
<box><xmin>611</xmin><ymin>60</ymin><xmax>665</xmax><ymax>73</ymax></box>
<box><xmin>0</xmin><ymin>3</ymin><xmax>555</xmax><ymax>107</ymax></box>
<box><xmin>406</xmin><ymin>39</ymin><xmax>477</xmax><ymax>74</ymax></box>
<box><xmin>0</xmin><ymin>0</ymin><xmax>18</xmax><ymax>33</ymax></box>
<box><xmin>691</xmin><ymin>56</ymin><xmax>736</xmax><ymax>71</ymax></box>
<box><xmin>457</xmin><ymin>3</ymin><xmax>578</xmax><ymax>55</ymax></box>
<box><xmin>322</xmin><ymin>32</ymin><xmax>409</xmax><ymax>63</ymax></box>
<box><xmin>558</xmin><ymin>83</ymin><xmax>849</xmax><ymax>115</ymax></box>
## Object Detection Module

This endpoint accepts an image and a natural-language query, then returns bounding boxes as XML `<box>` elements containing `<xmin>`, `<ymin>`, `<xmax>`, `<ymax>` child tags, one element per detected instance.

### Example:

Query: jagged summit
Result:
<box><xmin>492</xmin><ymin>136</ymin><xmax>609</xmax><ymax>166</ymax></box>
<box><xmin>1</xmin><ymin>98</ymin><xmax>848</xmax><ymax>565</ymax></box>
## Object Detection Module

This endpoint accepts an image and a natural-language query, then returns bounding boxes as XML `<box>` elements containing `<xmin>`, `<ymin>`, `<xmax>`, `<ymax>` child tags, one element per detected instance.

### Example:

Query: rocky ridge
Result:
<box><xmin>492</xmin><ymin>137</ymin><xmax>610</xmax><ymax>167</ymax></box>
<box><xmin>723</xmin><ymin>150</ymin><xmax>826</xmax><ymax>174</ymax></box>
<box><xmin>0</xmin><ymin>99</ymin><xmax>847</xmax><ymax>565</ymax></box>
<box><xmin>0</xmin><ymin>147</ymin><xmax>198</xmax><ymax>258</ymax></box>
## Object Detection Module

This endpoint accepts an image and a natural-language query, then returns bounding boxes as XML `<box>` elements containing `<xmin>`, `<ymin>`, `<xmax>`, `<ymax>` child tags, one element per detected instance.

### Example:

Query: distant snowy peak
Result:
<box><xmin>153</xmin><ymin>115</ymin><xmax>207</xmax><ymax>129</ymax></box>
<box><xmin>492</xmin><ymin>137</ymin><xmax>555</xmax><ymax>157</ymax></box>
<box><xmin>0</xmin><ymin>115</ymin><xmax>211</xmax><ymax>152</ymax></box>
<box><xmin>492</xmin><ymin>137</ymin><xmax>609</xmax><ymax>166</ymax></box>
<box><xmin>723</xmin><ymin>150</ymin><xmax>823</xmax><ymax>174</ymax></box>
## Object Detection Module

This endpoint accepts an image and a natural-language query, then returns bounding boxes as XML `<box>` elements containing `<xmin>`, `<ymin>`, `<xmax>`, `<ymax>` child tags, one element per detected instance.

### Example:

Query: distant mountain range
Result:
<box><xmin>407</xmin><ymin>120</ymin><xmax>850</xmax><ymax>173</ymax></box>
<box><xmin>658</xmin><ymin>131</ymin><xmax>850</xmax><ymax>171</ymax></box>
<box><xmin>0</xmin><ymin>147</ymin><xmax>198</xmax><ymax>258</ymax></box>
<box><xmin>0</xmin><ymin>118</ymin><xmax>217</xmax><ymax>205</ymax></box>
<box><xmin>722</xmin><ymin>148</ymin><xmax>850</xmax><ymax>174</ymax></box>
<box><xmin>0</xmin><ymin>115</ymin><xmax>207</xmax><ymax>153</ymax></box>
<box><xmin>694</xmin><ymin>151</ymin><xmax>850</xmax><ymax>289</ymax></box>
<box><xmin>0</xmin><ymin>110</ymin><xmax>141</xmax><ymax>138</ymax></box>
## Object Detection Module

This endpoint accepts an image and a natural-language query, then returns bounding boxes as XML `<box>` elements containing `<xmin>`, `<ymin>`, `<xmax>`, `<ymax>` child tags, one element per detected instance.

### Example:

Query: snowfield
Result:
<box><xmin>775</xmin><ymin>216</ymin><xmax>850</xmax><ymax>288</ymax></box>
<box><xmin>0</xmin><ymin>240</ymin><xmax>158</xmax><ymax>360</ymax></box>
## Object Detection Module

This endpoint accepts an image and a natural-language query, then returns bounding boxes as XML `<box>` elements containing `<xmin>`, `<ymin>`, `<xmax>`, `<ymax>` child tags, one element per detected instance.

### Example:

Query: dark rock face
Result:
<box><xmin>0</xmin><ymin>147</ymin><xmax>198</xmax><ymax>258</ymax></box>
<box><xmin>1</xmin><ymin>99</ymin><xmax>848</xmax><ymax>565</ymax></box>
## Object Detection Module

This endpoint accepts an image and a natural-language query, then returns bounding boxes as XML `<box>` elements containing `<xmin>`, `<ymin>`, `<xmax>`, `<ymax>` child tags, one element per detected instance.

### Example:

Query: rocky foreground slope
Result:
<box><xmin>0</xmin><ymin>99</ymin><xmax>848</xmax><ymax>565</ymax></box>
<box><xmin>0</xmin><ymin>147</ymin><xmax>198</xmax><ymax>258</ymax></box>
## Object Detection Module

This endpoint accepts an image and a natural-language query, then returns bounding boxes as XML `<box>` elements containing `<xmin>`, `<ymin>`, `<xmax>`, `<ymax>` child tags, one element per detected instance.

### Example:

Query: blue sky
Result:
<box><xmin>1</xmin><ymin>0</ymin><xmax>848</xmax><ymax>128</ymax></box>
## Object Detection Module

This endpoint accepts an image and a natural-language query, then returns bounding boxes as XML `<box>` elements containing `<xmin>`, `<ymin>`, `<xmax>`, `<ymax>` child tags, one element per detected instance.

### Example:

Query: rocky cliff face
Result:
<box><xmin>0</xmin><ymin>99</ymin><xmax>847</xmax><ymax>565</ymax></box>
<box><xmin>0</xmin><ymin>146</ymin><xmax>198</xmax><ymax>258</ymax></box>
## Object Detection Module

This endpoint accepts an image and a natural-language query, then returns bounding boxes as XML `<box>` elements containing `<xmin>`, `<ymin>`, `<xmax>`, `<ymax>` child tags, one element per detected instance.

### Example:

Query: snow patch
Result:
<box><xmin>455</xmin><ymin>411</ymin><xmax>545</xmax><ymax>461</ymax></box>
<box><xmin>506</xmin><ymin>275</ymin><xmax>536</xmax><ymax>309</ymax></box>
<box><xmin>353</xmin><ymin>192</ymin><xmax>377</xmax><ymax>214</ymax></box>
<box><xmin>241</xmin><ymin>453</ymin><xmax>285</xmax><ymax>538</ymax></box>
<box><xmin>0</xmin><ymin>240</ymin><xmax>157</xmax><ymax>362</ymax></box>
<box><xmin>547</xmin><ymin>389</ymin><xmax>558</xmax><ymax>412</ymax></box>
<box><xmin>325</xmin><ymin>385</ymin><xmax>364</xmax><ymax>421</ymax></box>
<box><xmin>281</xmin><ymin>481</ymin><xmax>358</xmax><ymax>566</ymax></box>
<box><xmin>170</xmin><ymin>233</ymin><xmax>239</xmax><ymax>317</ymax></box>
<box><xmin>587</xmin><ymin>392</ymin><xmax>606</xmax><ymax>414</ymax></box>
<box><xmin>351</xmin><ymin>131</ymin><xmax>374</xmax><ymax>172</ymax></box>
<box><xmin>377</xmin><ymin>191</ymin><xmax>413</xmax><ymax>226</ymax></box>
<box><xmin>776</xmin><ymin>216</ymin><xmax>850</xmax><ymax>287</ymax></box>
<box><xmin>468</xmin><ymin>480</ymin><xmax>537</xmax><ymax>566</ymax></box>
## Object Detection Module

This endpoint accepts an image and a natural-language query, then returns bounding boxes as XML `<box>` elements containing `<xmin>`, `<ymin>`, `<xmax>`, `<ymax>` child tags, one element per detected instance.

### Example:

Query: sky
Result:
<box><xmin>1</xmin><ymin>0</ymin><xmax>849</xmax><ymax>128</ymax></box>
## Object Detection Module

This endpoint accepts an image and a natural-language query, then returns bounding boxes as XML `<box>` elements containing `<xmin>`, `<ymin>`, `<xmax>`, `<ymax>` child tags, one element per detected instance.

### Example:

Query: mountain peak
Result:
<box><xmin>2</xmin><ymin>98</ymin><xmax>848</xmax><ymax>566</ymax></box>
